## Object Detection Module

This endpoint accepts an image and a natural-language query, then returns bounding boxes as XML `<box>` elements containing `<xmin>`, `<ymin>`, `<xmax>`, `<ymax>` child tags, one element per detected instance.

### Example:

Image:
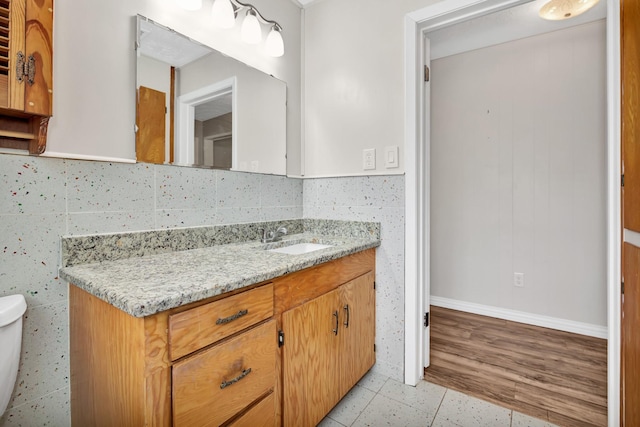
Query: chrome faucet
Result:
<box><xmin>260</xmin><ymin>226</ymin><xmax>288</xmax><ymax>243</ymax></box>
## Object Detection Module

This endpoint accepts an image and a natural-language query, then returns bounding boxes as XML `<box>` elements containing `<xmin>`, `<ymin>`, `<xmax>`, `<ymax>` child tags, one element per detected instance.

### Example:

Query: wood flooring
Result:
<box><xmin>424</xmin><ymin>306</ymin><xmax>607</xmax><ymax>427</ymax></box>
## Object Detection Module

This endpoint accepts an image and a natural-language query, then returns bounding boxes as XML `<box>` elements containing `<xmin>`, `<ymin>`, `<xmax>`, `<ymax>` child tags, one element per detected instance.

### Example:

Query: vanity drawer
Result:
<box><xmin>172</xmin><ymin>320</ymin><xmax>276</xmax><ymax>427</ymax></box>
<box><xmin>228</xmin><ymin>392</ymin><xmax>275</xmax><ymax>427</ymax></box>
<box><xmin>168</xmin><ymin>283</ymin><xmax>274</xmax><ymax>360</ymax></box>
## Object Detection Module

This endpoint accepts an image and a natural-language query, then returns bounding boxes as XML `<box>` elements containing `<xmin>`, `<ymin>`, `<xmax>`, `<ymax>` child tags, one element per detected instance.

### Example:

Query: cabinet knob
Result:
<box><xmin>332</xmin><ymin>311</ymin><xmax>339</xmax><ymax>336</ymax></box>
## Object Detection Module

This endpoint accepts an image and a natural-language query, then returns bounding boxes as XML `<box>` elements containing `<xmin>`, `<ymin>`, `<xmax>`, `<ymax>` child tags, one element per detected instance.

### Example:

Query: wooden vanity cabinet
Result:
<box><xmin>69</xmin><ymin>247</ymin><xmax>376</xmax><ymax>427</ymax></box>
<box><xmin>0</xmin><ymin>0</ymin><xmax>53</xmax><ymax>154</ymax></box>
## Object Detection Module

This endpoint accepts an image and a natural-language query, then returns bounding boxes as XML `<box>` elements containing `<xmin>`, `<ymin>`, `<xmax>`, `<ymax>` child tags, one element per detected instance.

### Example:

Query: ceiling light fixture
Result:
<box><xmin>211</xmin><ymin>0</ymin><xmax>285</xmax><ymax>57</ymax></box>
<box><xmin>539</xmin><ymin>0</ymin><xmax>600</xmax><ymax>20</ymax></box>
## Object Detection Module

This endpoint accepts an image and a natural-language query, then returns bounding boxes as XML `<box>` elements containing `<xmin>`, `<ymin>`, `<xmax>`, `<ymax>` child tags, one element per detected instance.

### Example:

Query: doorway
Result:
<box><xmin>404</xmin><ymin>1</ymin><xmax>621</xmax><ymax>425</ymax></box>
<box><xmin>175</xmin><ymin>78</ymin><xmax>235</xmax><ymax>166</ymax></box>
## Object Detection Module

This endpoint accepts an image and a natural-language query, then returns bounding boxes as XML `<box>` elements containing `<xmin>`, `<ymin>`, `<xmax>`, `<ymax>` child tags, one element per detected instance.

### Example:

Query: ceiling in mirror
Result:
<box><xmin>135</xmin><ymin>15</ymin><xmax>287</xmax><ymax>175</ymax></box>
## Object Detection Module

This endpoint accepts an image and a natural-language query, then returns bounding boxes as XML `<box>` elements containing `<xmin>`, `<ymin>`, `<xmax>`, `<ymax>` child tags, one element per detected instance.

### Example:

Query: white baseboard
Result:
<box><xmin>430</xmin><ymin>296</ymin><xmax>608</xmax><ymax>339</ymax></box>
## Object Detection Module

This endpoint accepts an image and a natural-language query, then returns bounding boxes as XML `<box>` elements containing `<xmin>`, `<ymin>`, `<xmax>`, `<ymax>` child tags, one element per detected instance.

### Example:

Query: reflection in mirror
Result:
<box><xmin>135</xmin><ymin>15</ymin><xmax>287</xmax><ymax>175</ymax></box>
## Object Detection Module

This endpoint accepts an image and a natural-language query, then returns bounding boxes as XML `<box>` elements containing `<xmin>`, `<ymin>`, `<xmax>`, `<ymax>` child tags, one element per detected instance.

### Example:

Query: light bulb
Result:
<box><xmin>212</xmin><ymin>0</ymin><xmax>235</xmax><ymax>28</ymax></box>
<box><xmin>265</xmin><ymin>26</ymin><xmax>284</xmax><ymax>57</ymax></box>
<box><xmin>241</xmin><ymin>10</ymin><xmax>262</xmax><ymax>44</ymax></box>
<box><xmin>175</xmin><ymin>0</ymin><xmax>202</xmax><ymax>11</ymax></box>
<box><xmin>539</xmin><ymin>0</ymin><xmax>600</xmax><ymax>20</ymax></box>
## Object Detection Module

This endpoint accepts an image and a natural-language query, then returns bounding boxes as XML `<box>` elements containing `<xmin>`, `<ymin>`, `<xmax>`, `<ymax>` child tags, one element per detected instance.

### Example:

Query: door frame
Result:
<box><xmin>175</xmin><ymin>77</ymin><xmax>236</xmax><ymax>166</ymax></box>
<box><xmin>403</xmin><ymin>1</ymin><xmax>621</xmax><ymax>425</ymax></box>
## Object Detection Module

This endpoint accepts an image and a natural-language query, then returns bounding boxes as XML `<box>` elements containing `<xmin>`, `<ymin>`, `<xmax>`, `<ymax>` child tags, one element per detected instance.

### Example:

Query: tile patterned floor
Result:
<box><xmin>319</xmin><ymin>371</ymin><xmax>559</xmax><ymax>427</ymax></box>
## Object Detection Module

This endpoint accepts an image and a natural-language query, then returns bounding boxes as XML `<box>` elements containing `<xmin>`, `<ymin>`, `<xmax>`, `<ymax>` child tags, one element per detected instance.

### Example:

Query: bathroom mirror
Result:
<box><xmin>135</xmin><ymin>15</ymin><xmax>287</xmax><ymax>175</ymax></box>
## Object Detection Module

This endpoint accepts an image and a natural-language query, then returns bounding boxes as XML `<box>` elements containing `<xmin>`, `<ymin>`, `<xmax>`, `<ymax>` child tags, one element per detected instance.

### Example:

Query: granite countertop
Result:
<box><xmin>59</xmin><ymin>233</ymin><xmax>380</xmax><ymax>318</ymax></box>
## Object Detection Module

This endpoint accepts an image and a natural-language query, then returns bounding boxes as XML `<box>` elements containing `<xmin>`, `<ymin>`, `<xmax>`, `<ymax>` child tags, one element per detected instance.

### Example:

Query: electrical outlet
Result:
<box><xmin>363</xmin><ymin>149</ymin><xmax>376</xmax><ymax>170</ymax></box>
<box><xmin>514</xmin><ymin>272</ymin><xmax>524</xmax><ymax>287</ymax></box>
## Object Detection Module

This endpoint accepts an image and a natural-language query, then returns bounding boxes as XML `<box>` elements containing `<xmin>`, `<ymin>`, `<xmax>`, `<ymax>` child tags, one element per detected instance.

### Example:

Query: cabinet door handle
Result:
<box><xmin>332</xmin><ymin>310</ymin><xmax>339</xmax><ymax>336</ymax></box>
<box><xmin>220</xmin><ymin>368</ymin><xmax>252</xmax><ymax>389</ymax></box>
<box><xmin>216</xmin><ymin>309</ymin><xmax>248</xmax><ymax>325</ymax></box>
<box><xmin>343</xmin><ymin>304</ymin><xmax>350</xmax><ymax>328</ymax></box>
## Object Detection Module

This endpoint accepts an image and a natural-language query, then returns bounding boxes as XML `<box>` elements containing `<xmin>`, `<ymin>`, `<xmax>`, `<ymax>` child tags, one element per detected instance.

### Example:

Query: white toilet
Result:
<box><xmin>0</xmin><ymin>294</ymin><xmax>27</xmax><ymax>416</ymax></box>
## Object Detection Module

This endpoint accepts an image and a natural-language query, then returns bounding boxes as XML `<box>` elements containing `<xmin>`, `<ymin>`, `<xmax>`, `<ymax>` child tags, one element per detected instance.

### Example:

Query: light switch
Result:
<box><xmin>385</xmin><ymin>146</ymin><xmax>399</xmax><ymax>168</ymax></box>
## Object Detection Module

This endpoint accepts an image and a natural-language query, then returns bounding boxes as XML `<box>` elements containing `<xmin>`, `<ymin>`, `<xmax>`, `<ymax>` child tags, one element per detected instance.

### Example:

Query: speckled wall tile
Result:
<box><xmin>361</xmin><ymin>175</ymin><xmax>404</xmax><ymax>208</ymax></box>
<box><xmin>216</xmin><ymin>170</ymin><xmax>262</xmax><ymax>208</ymax></box>
<box><xmin>216</xmin><ymin>207</ymin><xmax>263</xmax><ymax>224</ymax></box>
<box><xmin>0</xmin><ymin>214</ymin><xmax>67</xmax><ymax>308</ymax></box>
<box><xmin>9</xmin><ymin>301</ymin><xmax>68</xmax><ymax>409</ymax></box>
<box><xmin>260</xmin><ymin>175</ymin><xmax>303</xmax><ymax>207</ymax></box>
<box><xmin>155</xmin><ymin>164</ymin><xmax>217</xmax><ymax>211</ymax></box>
<box><xmin>154</xmin><ymin>208</ymin><xmax>218</xmax><ymax>229</ymax></box>
<box><xmin>67</xmin><ymin>211</ymin><xmax>156</xmax><ymax>235</ymax></box>
<box><xmin>262</xmin><ymin>206</ymin><xmax>303</xmax><ymax>222</ymax></box>
<box><xmin>0</xmin><ymin>154</ymin><xmax>66</xmax><ymax>215</ymax></box>
<box><xmin>315</xmin><ymin>177</ymin><xmax>369</xmax><ymax>208</ymax></box>
<box><xmin>1</xmin><ymin>387</ymin><xmax>69</xmax><ymax>426</ymax></box>
<box><xmin>66</xmin><ymin>160</ymin><xmax>154</xmax><ymax>213</ymax></box>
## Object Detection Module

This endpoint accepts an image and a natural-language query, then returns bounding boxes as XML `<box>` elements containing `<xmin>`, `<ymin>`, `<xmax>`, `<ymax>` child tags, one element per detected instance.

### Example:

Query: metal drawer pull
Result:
<box><xmin>333</xmin><ymin>310</ymin><xmax>339</xmax><ymax>335</ymax></box>
<box><xmin>220</xmin><ymin>368</ymin><xmax>252</xmax><ymax>389</ymax></box>
<box><xmin>216</xmin><ymin>309</ymin><xmax>248</xmax><ymax>325</ymax></box>
<box><xmin>344</xmin><ymin>304</ymin><xmax>350</xmax><ymax>328</ymax></box>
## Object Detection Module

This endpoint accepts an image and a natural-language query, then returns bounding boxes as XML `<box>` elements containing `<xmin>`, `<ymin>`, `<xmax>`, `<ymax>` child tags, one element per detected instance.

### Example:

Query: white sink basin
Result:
<box><xmin>268</xmin><ymin>242</ymin><xmax>334</xmax><ymax>255</ymax></box>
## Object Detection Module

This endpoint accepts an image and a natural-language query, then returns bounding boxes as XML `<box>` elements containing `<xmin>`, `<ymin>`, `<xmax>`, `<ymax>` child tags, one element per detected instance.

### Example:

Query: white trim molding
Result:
<box><xmin>431</xmin><ymin>296</ymin><xmax>608</xmax><ymax>339</ymax></box>
<box><xmin>42</xmin><ymin>152</ymin><xmax>137</xmax><ymax>163</ymax></box>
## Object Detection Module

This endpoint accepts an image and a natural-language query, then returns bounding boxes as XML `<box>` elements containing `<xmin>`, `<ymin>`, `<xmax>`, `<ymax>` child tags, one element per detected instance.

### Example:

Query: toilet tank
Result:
<box><xmin>0</xmin><ymin>294</ymin><xmax>27</xmax><ymax>416</ymax></box>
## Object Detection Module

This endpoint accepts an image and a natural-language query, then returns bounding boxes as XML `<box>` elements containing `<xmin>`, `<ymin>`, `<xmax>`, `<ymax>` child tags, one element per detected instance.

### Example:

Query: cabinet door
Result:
<box><xmin>0</xmin><ymin>0</ymin><xmax>25</xmax><ymax>110</ymax></box>
<box><xmin>23</xmin><ymin>0</ymin><xmax>53</xmax><ymax>116</ymax></box>
<box><xmin>0</xmin><ymin>0</ymin><xmax>52</xmax><ymax>115</ymax></box>
<box><xmin>338</xmin><ymin>271</ymin><xmax>376</xmax><ymax>398</ymax></box>
<box><xmin>282</xmin><ymin>289</ymin><xmax>341</xmax><ymax>427</ymax></box>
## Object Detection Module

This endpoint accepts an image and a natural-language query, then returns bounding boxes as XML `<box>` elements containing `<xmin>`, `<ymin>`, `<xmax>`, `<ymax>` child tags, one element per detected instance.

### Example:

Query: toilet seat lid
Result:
<box><xmin>0</xmin><ymin>295</ymin><xmax>27</xmax><ymax>327</ymax></box>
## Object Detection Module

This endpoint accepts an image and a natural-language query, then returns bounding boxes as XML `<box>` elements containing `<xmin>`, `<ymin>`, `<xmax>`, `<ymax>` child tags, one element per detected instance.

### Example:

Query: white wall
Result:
<box><xmin>430</xmin><ymin>21</ymin><xmax>607</xmax><ymax>326</ymax></box>
<box><xmin>303</xmin><ymin>0</ymin><xmax>439</xmax><ymax>177</ymax></box>
<box><xmin>45</xmin><ymin>0</ymin><xmax>302</xmax><ymax>175</ymax></box>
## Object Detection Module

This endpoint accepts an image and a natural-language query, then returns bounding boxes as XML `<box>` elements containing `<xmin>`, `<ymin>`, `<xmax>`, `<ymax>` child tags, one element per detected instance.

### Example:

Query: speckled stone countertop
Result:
<box><xmin>59</xmin><ymin>222</ymin><xmax>380</xmax><ymax>318</ymax></box>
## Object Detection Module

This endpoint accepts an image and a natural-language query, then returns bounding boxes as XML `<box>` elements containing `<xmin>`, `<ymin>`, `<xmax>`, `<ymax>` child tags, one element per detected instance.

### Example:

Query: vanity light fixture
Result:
<box><xmin>265</xmin><ymin>25</ymin><xmax>284</xmax><ymax>57</ymax></box>
<box><xmin>211</xmin><ymin>0</ymin><xmax>285</xmax><ymax>57</ymax></box>
<box><xmin>539</xmin><ymin>0</ymin><xmax>600</xmax><ymax>20</ymax></box>
<box><xmin>241</xmin><ymin>9</ymin><xmax>262</xmax><ymax>44</ymax></box>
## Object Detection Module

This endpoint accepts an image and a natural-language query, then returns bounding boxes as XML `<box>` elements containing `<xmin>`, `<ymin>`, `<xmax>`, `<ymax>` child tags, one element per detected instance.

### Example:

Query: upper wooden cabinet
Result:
<box><xmin>0</xmin><ymin>0</ymin><xmax>53</xmax><ymax>154</ymax></box>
